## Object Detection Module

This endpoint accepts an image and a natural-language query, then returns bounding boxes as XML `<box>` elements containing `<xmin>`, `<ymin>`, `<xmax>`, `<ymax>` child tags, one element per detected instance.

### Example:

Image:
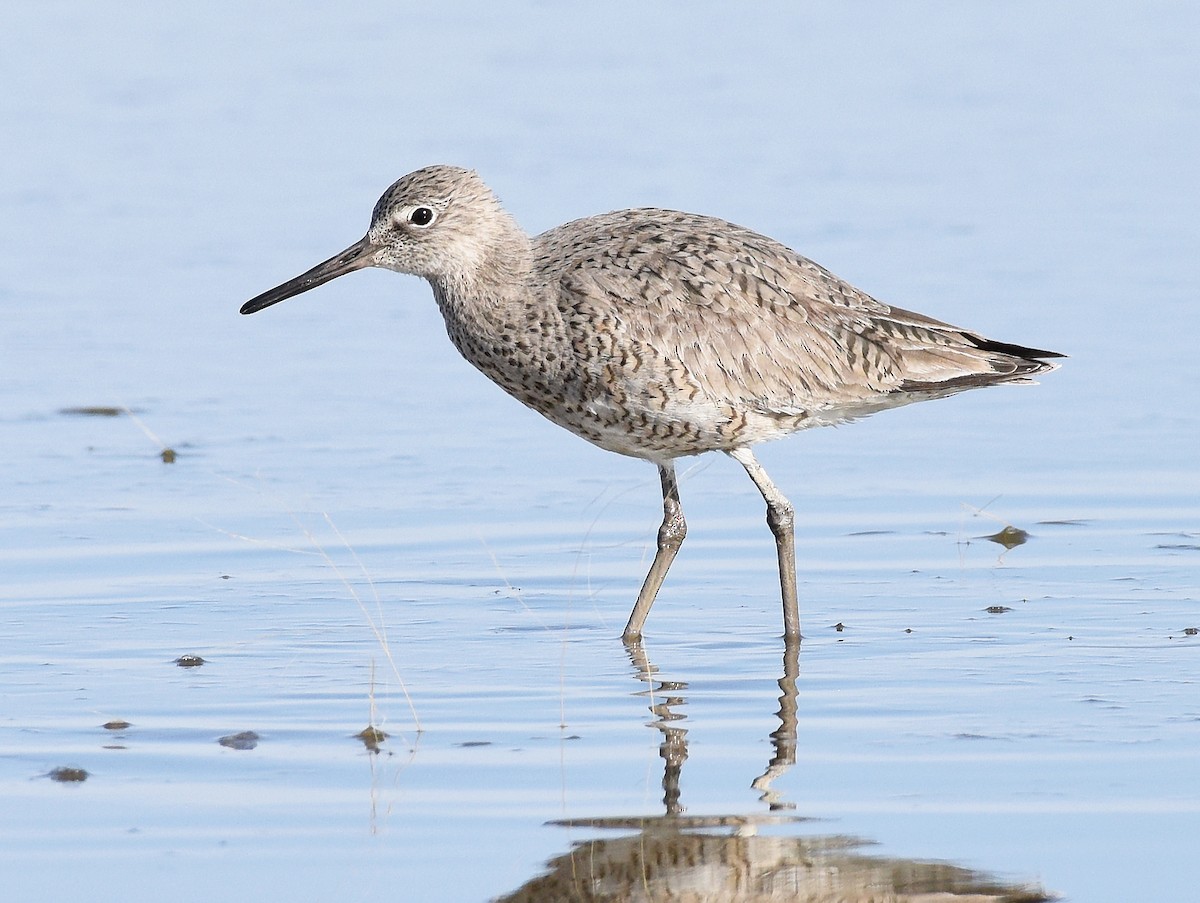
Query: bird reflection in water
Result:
<box><xmin>494</xmin><ymin>640</ymin><xmax>1051</xmax><ymax>903</ymax></box>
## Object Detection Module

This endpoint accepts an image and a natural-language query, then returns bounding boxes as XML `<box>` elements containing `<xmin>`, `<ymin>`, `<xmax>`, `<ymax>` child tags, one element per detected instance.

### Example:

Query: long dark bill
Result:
<box><xmin>240</xmin><ymin>235</ymin><xmax>376</xmax><ymax>315</ymax></box>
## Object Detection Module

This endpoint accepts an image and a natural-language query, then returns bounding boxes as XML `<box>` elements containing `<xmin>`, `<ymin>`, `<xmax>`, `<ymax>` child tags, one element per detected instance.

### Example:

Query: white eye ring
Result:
<box><xmin>407</xmin><ymin>206</ymin><xmax>437</xmax><ymax>228</ymax></box>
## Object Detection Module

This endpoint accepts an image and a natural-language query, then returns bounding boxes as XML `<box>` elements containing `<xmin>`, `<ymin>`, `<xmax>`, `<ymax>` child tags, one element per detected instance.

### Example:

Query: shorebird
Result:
<box><xmin>241</xmin><ymin>165</ymin><xmax>1062</xmax><ymax>640</ymax></box>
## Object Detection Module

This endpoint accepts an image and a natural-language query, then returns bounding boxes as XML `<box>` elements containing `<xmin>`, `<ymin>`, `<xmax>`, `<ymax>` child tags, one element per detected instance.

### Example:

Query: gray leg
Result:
<box><xmin>729</xmin><ymin>447</ymin><xmax>801</xmax><ymax>639</ymax></box>
<box><xmin>623</xmin><ymin>462</ymin><xmax>686</xmax><ymax>641</ymax></box>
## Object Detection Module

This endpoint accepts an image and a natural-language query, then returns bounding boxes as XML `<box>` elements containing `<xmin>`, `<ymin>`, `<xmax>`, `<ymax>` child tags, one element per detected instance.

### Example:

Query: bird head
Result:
<box><xmin>241</xmin><ymin>165</ymin><xmax>517</xmax><ymax>315</ymax></box>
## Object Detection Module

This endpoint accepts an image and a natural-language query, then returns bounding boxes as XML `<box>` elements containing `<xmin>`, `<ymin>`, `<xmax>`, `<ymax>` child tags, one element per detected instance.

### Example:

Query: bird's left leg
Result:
<box><xmin>729</xmin><ymin>447</ymin><xmax>801</xmax><ymax>639</ymax></box>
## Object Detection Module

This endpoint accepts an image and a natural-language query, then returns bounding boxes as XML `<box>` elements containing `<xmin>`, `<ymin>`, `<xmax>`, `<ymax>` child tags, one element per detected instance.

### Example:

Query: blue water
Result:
<box><xmin>3</xmin><ymin>2</ymin><xmax>1198</xmax><ymax>900</ymax></box>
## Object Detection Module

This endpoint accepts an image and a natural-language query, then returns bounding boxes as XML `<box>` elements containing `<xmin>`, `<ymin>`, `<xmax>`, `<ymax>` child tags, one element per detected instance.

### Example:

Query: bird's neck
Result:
<box><xmin>430</xmin><ymin>271</ymin><xmax>534</xmax><ymax>351</ymax></box>
<box><xmin>437</xmin><ymin>208</ymin><xmax>532</xmax><ymax>292</ymax></box>
<box><xmin>428</xmin><ymin>229</ymin><xmax>571</xmax><ymax>404</ymax></box>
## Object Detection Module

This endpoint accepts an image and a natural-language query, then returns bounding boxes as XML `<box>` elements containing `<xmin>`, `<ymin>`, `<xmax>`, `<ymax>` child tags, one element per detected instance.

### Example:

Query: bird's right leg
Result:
<box><xmin>623</xmin><ymin>462</ymin><xmax>686</xmax><ymax>641</ymax></box>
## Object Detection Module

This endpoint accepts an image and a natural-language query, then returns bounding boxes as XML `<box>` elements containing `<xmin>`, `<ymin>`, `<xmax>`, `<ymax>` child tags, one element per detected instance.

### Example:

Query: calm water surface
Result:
<box><xmin>3</xmin><ymin>2</ymin><xmax>1198</xmax><ymax>901</ymax></box>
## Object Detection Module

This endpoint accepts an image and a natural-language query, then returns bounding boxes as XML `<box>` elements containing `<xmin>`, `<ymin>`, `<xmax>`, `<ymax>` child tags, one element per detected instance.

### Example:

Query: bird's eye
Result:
<box><xmin>408</xmin><ymin>206</ymin><xmax>436</xmax><ymax>227</ymax></box>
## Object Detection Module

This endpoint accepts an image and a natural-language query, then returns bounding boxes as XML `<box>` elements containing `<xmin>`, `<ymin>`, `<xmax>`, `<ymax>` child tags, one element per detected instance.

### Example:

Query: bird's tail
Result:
<box><xmin>898</xmin><ymin>335</ymin><xmax>1064</xmax><ymax>394</ymax></box>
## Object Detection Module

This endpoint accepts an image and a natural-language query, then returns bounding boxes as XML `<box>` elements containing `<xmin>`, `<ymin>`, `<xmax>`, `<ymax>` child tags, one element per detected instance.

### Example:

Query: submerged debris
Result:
<box><xmin>59</xmin><ymin>405</ymin><xmax>177</xmax><ymax>463</ymax></box>
<box><xmin>48</xmin><ymin>767</ymin><xmax>89</xmax><ymax>783</ymax></box>
<box><xmin>984</xmin><ymin>525</ymin><xmax>1029</xmax><ymax>549</ymax></box>
<box><xmin>218</xmin><ymin>731</ymin><xmax>260</xmax><ymax>750</ymax></box>
<box><xmin>59</xmin><ymin>406</ymin><xmax>124</xmax><ymax>417</ymax></box>
<box><xmin>102</xmin><ymin>720</ymin><xmax>132</xmax><ymax>731</ymax></box>
<box><xmin>355</xmin><ymin>726</ymin><xmax>389</xmax><ymax>753</ymax></box>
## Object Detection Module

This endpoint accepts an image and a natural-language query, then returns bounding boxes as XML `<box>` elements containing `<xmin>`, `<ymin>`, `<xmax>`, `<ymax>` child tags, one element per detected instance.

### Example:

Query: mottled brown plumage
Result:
<box><xmin>242</xmin><ymin>165</ymin><xmax>1062</xmax><ymax>640</ymax></box>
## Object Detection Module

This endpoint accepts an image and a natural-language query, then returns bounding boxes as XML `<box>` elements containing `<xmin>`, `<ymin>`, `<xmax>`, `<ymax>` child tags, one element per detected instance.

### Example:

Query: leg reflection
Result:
<box><xmin>625</xmin><ymin>637</ymin><xmax>800</xmax><ymax>816</ymax></box>
<box><xmin>507</xmin><ymin>639</ymin><xmax>1052</xmax><ymax>902</ymax></box>
<box><xmin>751</xmin><ymin>638</ymin><xmax>800</xmax><ymax>810</ymax></box>
<box><xmin>625</xmin><ymin>638</ymin><xmax>689</xmax><ymax>816</ymax></box>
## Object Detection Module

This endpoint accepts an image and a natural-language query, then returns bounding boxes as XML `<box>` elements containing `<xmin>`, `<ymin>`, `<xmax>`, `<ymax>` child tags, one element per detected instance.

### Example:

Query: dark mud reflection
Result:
<box><xmin>496</xmin><ymin>641</ymin><xmax>1051</xmax><ymax>903</ymax></box>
